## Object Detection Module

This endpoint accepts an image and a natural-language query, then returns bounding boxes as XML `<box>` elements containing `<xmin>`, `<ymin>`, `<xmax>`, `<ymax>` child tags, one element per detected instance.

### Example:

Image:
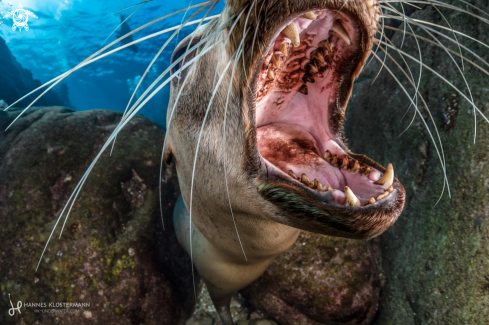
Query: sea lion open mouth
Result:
<box><xmin>248</xmin><ymin>6</ymin><xmax>405</xmax><ymax>239</ymax></box>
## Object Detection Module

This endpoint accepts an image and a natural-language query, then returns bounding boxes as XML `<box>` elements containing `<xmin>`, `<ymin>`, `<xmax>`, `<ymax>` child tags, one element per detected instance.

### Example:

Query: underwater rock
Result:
<box><xmin>0</xmin><ymin>37</ymin><xmax>70</xmax><ymax>107</ymax></box>
<box><xmin>0</xmin><ymin>100</ymin><xmax>8</xmax><ymax>109</ymax></box>
<box><xmin>345</xmin><ymin>1</ymin><xmax>489</xmax><ymax>324</ymax></box>
<box><xmin>241</xmin><ymin>232</ymin><xmax>380</xmax><ymax>325</ymax></box>
<box><xmin>0</xmin><ymin>107</ymin><xmax>193</xmax><ymax>324</ymax></box>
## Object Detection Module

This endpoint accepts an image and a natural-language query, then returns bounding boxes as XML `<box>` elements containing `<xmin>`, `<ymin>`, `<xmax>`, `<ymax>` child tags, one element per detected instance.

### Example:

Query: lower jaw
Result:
<box><xmin>257</xmin><ymin>123</ymin><xmax>394</xmax><ymax>207</ymax></box>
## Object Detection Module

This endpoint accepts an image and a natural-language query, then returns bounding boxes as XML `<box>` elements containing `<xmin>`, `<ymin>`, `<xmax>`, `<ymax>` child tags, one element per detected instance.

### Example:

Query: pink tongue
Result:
<box><xmin>257</xmin><ymin>123</ymin><xmax>346</xmax><ymax>189</ymax></box>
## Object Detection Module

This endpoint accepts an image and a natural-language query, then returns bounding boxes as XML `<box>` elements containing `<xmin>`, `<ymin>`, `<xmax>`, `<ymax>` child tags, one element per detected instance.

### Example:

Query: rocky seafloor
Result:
<box><xmin>0</xmin><ymin>107</ymin><xmax>381</xmax><ymax>325</ymax></box>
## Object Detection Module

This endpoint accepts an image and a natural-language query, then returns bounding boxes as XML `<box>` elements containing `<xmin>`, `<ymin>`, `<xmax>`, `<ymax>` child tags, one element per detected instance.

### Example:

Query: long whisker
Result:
<box><xmin>4</xmin><ymin>1</ymin><xmax>216</xmax><ymax>116</ymax></box>
<box><xmin>219</xmin><ymin>5</ymin><xmax>258</xmax><ymax>261</ymax></box>
<box><xmin>381</xmin><ymin>4</ymin><xmax>478</xmax><ymax>143</ymax></box>
<box><xmin>188</xmin><ymin>54</ymin><xmax>238</xmax><ymax>299</ymax></box>
<box><xmin>238</xmin><ymin>1</ymin><xmax>258</xmax><ymax>88</ymax></box>
<box><xmin>102</xmin><ymin>3</ymin><xmax>146</xmax><ymax>47</ymax></box>
<box><xmin>119</xmin><ymin>17</ymin><xmax>234</xmax><ymax>131</ymax></box>
<box><xmin>222</xmin><ymin>45</ymin><xmax>247</xmax><ymax>261</ymax></box>
<box><xmin>376</xmin><ymin>39</ymin><xmax>489</xmax><ymax>125</ymax></box>
<box><xmin>111</xmin><ymin>0</ymin><xmax>153</xmax><ymax>15</ymax></box>
<box><xmin>384</xmin><ymin>0</ymin><xmax>489</xmax><ymax>25</ymax></box>
<box><xmin>35</xmin><ymin>40</ymin><xmax>222</xmax><ymax>272</ymax></box>
<box><xmin>111</xmin><ymin>1</ymin><xmax>217</xmax><ymax>155</ymax></box>
<box><xmin>371</xmin><ymin>49</ymin><xmax>451</xmax><ymax>201</ymax></box>
<box><xmin>375</xmin><ymin>43</ymin><xmax>449</xmax><ymax>205</ymax></box>
<box><xmin>5</xmin><ymin>15</ymin><xmax>219</xmax><ymax>131</ymax></box>
<box><xmin>383</xmin><ymin>25</ymin><xmax>489</xmax><ymax>75</ymax></box>
<box><xmin>366</xmin><ymin>11</ymin><xmax>385</xmax><ymax>67</ymax></box>
<box><xmin>158</xmin><ymin>16</ymin><xmax>229</xmax><ymax>232</ymax></box>
<box><xmin>426</xmin><ymin>1</ymin><xmax>465</xmax><ymax>70</ymax></box>
<box><xmin>383</xmin><ymin>27</ymin><xmax>421</xmax><ymax>120</ymax></box>
<box><xmin>409</xmin><ymin>18</ymin><xmax>489</xmax><ymax>51</ymax></box>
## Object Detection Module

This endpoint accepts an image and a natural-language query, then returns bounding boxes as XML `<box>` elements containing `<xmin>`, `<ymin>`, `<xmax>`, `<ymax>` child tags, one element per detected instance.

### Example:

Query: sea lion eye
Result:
<box><xmin>171</xmin><ymin>37</ymin><xmax>201</xmax><ymax>82</ymax></box>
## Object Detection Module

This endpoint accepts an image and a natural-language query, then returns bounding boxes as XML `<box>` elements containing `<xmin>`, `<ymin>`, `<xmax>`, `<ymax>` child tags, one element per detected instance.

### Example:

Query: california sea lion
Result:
<box><xmin>7</xmin><ymin>0</ymin><xmax>489</xmax><ymax>324</ymax></box>
<box><xmin>165</xmin><ymin>1</ymin><xmax>404</xmax><ymax>323</ymax></box>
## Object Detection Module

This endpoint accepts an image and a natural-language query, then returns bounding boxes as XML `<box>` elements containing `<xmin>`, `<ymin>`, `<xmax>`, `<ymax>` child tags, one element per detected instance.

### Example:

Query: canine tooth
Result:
<box><xmin>331</xmin><ymin>155</ymin><xmax>338</xmax><ymax>167</ymax></box>
<box><xmin>282</xmin><ymin>22</ymin><xmax>300</xmax><ymax>47</ymax></box>
<box><xmin>271</xmin><ymin>54</ymin><xmax>282</xmax><ymax>69</ymax></box>
<box><xmin>330</xmin><ymin>21</ymin><xmax>351</xmax><ymax>46</ymax></box>
<box><xmin>327</xmin><ymin>186</ymin><xmax>334</xmax><ymax>192</ymax></box>
<box><xmin>318</xmin><ymin>39</ymin><xmax>332</xmax><ymax>52</ymax></box>
<box><xmin>316</xmin><ymin>180</ymin><xmax>327</xmax><ymax>191</ymax></box>
<box><xmin>307</xmin><ymin>63</ymin><xmax>319</xmax><ymax>74</ymax></box>
<box><xmin>301</xmin><ymin>174</ymin><xmax>313</xmax><ymax>187</ymax></box>
<box><xmin>267</xmin><ymin>69</ymin><xmax>275</xmax><ymax>80</ymax></box>
<box><xmin>351</xmin><ymin>160</ymin><xmax>360</xmax><ymax>173</ymax></box>
<box><xmin>313</xmin><ymin>179</ymin><xmax>321</xmax><ymax>189</ymax></box>
<box><xmin>279</xmin><ymin>42</ymin><xmax>289</xmax><ymax>57</ymax></box>
<box><xmin>374</xmin><ymin>163</ymin><xmax>394</xmax><ymax>190</ymax></box>
<box><xmin>311</xmin><ymin>50</ymin><xmax>325</xmax><ymax>63</ymax></box>
<box><xmin>324</xmin><ymin>150</ymin><xmax>332</xmax><ymax>162</ymax></box>
<box><xmin>344</xmin><ymin>186</ymin><xmax>360</xmax><ymax>207</ymax></box>
<box><xmin>388</xmin><ymin>185</ymin><xmax>394</xmax><ymax>193</ymax></box>
<box><xmin>299</xmin><ymin>84</ymin><xmax>308</xmax><ymax>95</ymax></box>
<box><xmin>288</xmin><ymin>170</ymin><xmax>298</xmax><ymax>179</ymax></box>
<box><xmin>301</xmin><ymin>12</ymin><xmax>316</xmax><ymax>20</ymax></box>
<box><xmin>303</xmin><ymin>72</ymin><xmax>315</xmax><ymax>83</ymax></box>
<box><xmin>369</xmin><ymin>197</ymin><xmax>376</xmax><ymax>205</ymax></box>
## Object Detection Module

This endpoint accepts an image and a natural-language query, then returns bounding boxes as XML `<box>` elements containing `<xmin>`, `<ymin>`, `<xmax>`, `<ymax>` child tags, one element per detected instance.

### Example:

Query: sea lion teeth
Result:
<box><xmin>316</xmin><ymin>180</ymin><xmax>327</xmax><ymax>191</ymax></box>
<box><xmin>389</xmin><ymin>185</ymin><xmax>394</xmax><ymax>193</ymax></box>
<box><xmin>301</xmin><ymin>174</ymin><xmax>313</xmax><ymax>187</ymax></box>
<box><xmin>327</xmin><ymin>186</ymin><xmax>334</xmax><ymax>192</ymax></box>
<box><xmin>298</xmin><ymin>84</ymin><xmax>308</xmax><ymax>95</ymax></box>
<box><xmin>282</xmin><ymin>22</ymin><xmax>300</xmax><ymax>47</ymax></box>
<box><xmin>288</xmin><ymin>170</ymin><xmax>298</xmax><ymax>179</ymax></box>
<box><xmin>330</xmin><ymin>21</ymin><xmax>351</xmax><ymax>45</ymax></box>
<box><xmin>311</xmin><ymin>50</ymin><xmax>325</xmax><ymax>63</ymax></box>
<box><xmin>331</xmin><ymin>155</ymin><xmax>338</xmax><ymax>167</ymax></box>
<box><xmin>318</xmin><ymin>39</ymin><xmax>332</xmax><ymax>52</ymax></box>
<box><xmin>340</xmin><ymin>157</ymin><xmax>349</xmax><ymax>169</ymax></box>
<box><xmin>377</xmin><ymin>191</ymin><xmax>390</xmax><ymax>201</ymax></box>
<box><xmin>301</xmin><ymin>12</ymin><xmax>316</xmax><ymax>20</ymax></box>
<box><xmin>267</xmin><ymin>68</ymin><xmax>275</xmax><ymax>81</ymax></box>
<box><xmin>307</xmin><ymin>63</ymin><xmax>319</xmax><ymax>74</ymax></box>
<box><xmin>345</xmin><ymin>186</ymin><xmax>360</xmax><ymax>207</ymax></box>
<box><xmin>279</xmin><ymin>42</ymin><xmax>289</xmax><ymax>57</ymax></box>
<box><xmin>374</xmin><ymin>163</ymin><xmax>394</xmax><ymax>190</ymax></box>
<box><xmin>362</xmin><ymin>167</ymin><xmax>371</xmax><ymax>176</ymax></box>
<box><xmin>351</xmin><ymin>160</ymin><xmax>360</xmax><ymax>173</ymax></box>
<box><xmin>303</xmin><ymin>72</ymin><xmax>315</xmax><ymax>83</ymax></box>
<box><xmin>369</xmin><ymin>197</ymin><xmax>376</xmax><ymax>205</ymax></box>
<box><xmin>271</xmin><ymin>54</ymin><xmax>282</xmax><ymax>69</ymax></box>
<box><xmin>324</xmin><ymin>150</ymin><xmax>332</xmax><ymax>162</ymax></box>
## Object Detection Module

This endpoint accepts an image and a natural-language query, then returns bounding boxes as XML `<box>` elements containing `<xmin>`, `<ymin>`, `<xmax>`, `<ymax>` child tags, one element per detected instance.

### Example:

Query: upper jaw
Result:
<box><xmin>243</xmin><ymin>4</ymin><xmax>405</xmax><ymax>237</ymax></box>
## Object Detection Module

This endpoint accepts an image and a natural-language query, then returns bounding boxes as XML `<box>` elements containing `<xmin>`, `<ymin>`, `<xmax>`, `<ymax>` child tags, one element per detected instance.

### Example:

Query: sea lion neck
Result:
<box><xmin>165</xmin><ymin>0</ymin><xmax>404</xmax><ymax>265</ymax></box>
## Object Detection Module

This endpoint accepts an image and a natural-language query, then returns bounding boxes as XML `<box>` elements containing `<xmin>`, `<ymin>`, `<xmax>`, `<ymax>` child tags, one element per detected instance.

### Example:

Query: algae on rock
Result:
<box><xmin>345</xmin><ymin>1</ymin><xmax>489</xmax><ymax>323</ymax></box>
<box><xmin>0</xmin><ymin>107</ymin><xmax>193</xmax><ymax>325</ymax></box>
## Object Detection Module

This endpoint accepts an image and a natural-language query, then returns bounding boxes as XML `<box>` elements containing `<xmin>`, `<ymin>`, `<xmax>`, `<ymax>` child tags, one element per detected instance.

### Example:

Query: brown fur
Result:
<box><xmin>165</xmin><ymin>1</ymin><xmax>403</xmax><ymax>323</ymax></box>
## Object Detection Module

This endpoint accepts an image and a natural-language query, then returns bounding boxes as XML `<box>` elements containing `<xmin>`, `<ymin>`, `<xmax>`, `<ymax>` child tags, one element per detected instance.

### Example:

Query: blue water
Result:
<box><xmin>0</xmin><ymin>0</ymin><xmax>225</xmax><ymax>127</ymax></box>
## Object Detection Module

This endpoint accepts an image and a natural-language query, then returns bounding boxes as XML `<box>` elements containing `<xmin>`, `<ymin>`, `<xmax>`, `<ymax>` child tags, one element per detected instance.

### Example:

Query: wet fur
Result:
<box><xmin>165</xmin><ymin>1</ymin><xmax>402</xmax><ymax>323</ymax></box>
